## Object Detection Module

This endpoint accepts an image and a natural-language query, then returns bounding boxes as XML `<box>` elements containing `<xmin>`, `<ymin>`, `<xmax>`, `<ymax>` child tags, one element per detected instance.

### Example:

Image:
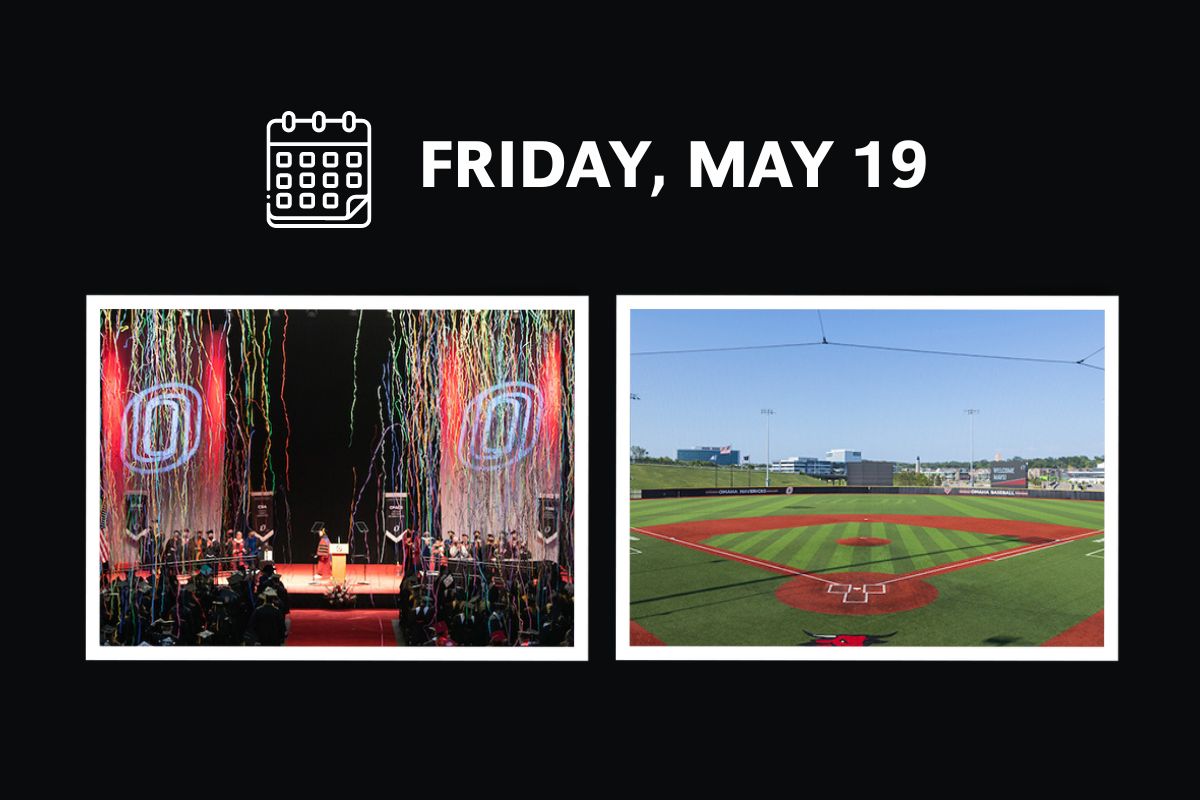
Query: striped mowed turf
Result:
<box><xmin>705</xmin><ymin>522</ymin><xmax>1030</xmax><ymax>575</ymax></box>
<box><xmin>630</xmin><ymin>493</ymin><xmax>1105</xmax><ymax>646</ymax></box>
<box><xmin>632</xmin><ymin>492</ymin><xmax>1105</xmax><ymax>531</ymax></box>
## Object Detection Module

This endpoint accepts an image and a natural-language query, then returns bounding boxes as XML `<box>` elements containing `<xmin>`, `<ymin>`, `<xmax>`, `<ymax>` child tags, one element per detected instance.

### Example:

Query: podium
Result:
<box><xmin>330</xmin><ymin>543</ymin><xmax>350</xmax><ymax>584</ymax></box>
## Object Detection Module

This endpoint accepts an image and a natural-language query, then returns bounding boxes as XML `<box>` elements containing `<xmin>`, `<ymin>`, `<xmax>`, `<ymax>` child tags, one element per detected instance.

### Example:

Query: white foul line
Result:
<box><xmin>985</xmin><ymin>528</ymin><xmax>1104</xmax><ymax>561</ymax></box>
<box><xmin>881</xmin><ymin>528</ymin><xmax>1104</xmax><ymax>584</ymax></box>
<box><xmin>630</xmin><ymin>526</ymin><xmax>836</xmax><ymax>586</ymax></box>
<box><xmin>633</xmin><ymin>525</ymin><xmax>1104</xmax><ymax>592</ymax></box>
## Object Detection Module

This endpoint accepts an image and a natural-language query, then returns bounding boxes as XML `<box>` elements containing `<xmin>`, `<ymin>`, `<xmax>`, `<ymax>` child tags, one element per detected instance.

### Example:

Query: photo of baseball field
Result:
<box><xmin>619</xmin><ymin>298</ymin><xmax>1114</xmax><ymax>655</ymax></box>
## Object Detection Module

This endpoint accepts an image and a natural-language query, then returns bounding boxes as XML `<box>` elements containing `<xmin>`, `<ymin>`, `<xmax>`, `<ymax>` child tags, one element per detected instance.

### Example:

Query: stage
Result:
<box><xmin>120</xmin><ymin>559</ymin><xmax>560</xmax><ymax>596</ymax></box>
<box><xmin>119</xmin><ymin>563</ymin><xmax>404</xmax><ymax>594</ymax></box>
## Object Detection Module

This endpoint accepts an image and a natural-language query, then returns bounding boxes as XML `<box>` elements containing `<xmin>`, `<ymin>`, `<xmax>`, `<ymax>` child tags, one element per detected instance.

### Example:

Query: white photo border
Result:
<box><xmin>617</xmin><ymin>294</ymin><xmax>1116</xmax><ymax>661</ymax></box>
<box><xmin>87</xmin><ymin>295</ymin><xmax>588</xmax><ymax>661</ymax></box>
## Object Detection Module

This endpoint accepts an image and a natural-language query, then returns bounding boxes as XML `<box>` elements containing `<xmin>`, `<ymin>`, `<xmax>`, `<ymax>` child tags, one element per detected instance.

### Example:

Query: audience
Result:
<box><xmin>100</xmin><ymin>529</ymin><xmax>571</xmax><ymax>648</ymax></box>
<box><xmin>99</xmin><ymin>553</ymin><xmax>282</xmax><ymax>646</ymax></box>
<box><xmin>396</xmin><ymin>557</ymin><xmax>573</xmax><ymax>647</ymax></box>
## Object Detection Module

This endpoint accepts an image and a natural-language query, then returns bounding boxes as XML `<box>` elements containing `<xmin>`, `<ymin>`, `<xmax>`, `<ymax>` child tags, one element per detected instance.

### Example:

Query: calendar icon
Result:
<box><xmin>266</xmin><ymin>111</ymin><xmax>371</xmax><ymax>228</ymax></box>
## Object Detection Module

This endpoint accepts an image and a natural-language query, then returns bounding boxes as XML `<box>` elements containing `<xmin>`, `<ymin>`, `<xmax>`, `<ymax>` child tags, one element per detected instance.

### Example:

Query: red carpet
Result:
<box><xmin>286</xmin><ymin>609</ymin><xmax>400</xmax><ymax>646</ymax></box>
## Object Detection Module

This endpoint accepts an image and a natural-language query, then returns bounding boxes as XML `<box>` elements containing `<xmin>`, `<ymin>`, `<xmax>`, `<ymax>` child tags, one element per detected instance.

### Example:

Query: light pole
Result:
<box><xmin>630</xmin><ymin>394</ymin><xmax>640</xmax><ymax>464</ymax></box>
<box><xmin>761</xmin><ymin>408</ymin><xmax>775</xmax><ymax>487</ymax></box>
<box><xmin>965</xmin><ymin>409</ymin><xmax>980</xmax><ymax>487</ymax></box>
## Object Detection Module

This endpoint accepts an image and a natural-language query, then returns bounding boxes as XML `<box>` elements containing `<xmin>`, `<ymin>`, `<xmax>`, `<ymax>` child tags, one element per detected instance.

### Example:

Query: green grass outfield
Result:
<box><xmin>631</xmin><ymin>463</ymin><xmax>826</xmax><ymax>491</ymax></box>
<box><xmin>630</xmin><ymin>493</ymin><xmax>1105</xmax><ymax>646</ymax></box>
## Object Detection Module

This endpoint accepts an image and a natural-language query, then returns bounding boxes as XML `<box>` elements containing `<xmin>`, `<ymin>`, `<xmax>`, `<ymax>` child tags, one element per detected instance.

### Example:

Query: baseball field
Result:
<box><xmin>630</xmin><ymin>492</ymin><xmax>1105</xmax><ymax>647</ymax></box>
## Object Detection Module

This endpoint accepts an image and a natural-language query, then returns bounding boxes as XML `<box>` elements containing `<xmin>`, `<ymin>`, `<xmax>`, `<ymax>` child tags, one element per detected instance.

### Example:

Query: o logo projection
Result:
<box><xmin>458</xmin><ymin>381</ymin><xmax>543</xmax><ymax>471</ymax></box>
<box><xmin>121</xmin><ymin>382</ymin><xmax>203</xmax><ymax>475</ymax></box>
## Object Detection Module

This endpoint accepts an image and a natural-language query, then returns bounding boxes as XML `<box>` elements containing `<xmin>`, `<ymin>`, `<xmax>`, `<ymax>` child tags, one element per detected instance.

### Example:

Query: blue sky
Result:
<box><xmin>629</xmin><ymin>309</ymin><xmax>1105</xmax><ymax>463</ymax></box>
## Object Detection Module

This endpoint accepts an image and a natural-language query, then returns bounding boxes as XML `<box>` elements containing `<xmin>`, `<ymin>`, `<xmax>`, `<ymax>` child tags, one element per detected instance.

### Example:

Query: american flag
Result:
<box><xmin>720</xmin><ymin>445</ymin><xmax>732</xmax><ymax>455</ymax></box>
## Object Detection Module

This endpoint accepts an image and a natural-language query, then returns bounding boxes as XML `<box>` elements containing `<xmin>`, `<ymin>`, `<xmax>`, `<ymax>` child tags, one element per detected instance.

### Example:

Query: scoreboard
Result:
<box><xmin>990</xmin><ymin>461</ymin><xmax>1028</xmax><ymax>488</ymax></box>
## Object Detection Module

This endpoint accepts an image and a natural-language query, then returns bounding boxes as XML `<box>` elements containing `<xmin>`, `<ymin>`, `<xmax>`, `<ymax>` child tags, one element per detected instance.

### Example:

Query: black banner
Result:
<box><xmin>538</xmin><ymin>494</ymin><xmax>560</xmax><ymax>536</ymax></box>
<box><xmin>250</xmin><ymin>491</ymin><xmax>274</xmax><ymax>534</ymax></box>
<box><xmin>125</xmin><ymin>492</ymin><xmax>149</xmax><ymax>531</ymax></box>
<box><xmin>384</xmin><ymin>492</ymin><xmax>406</xmax><ymax>535</ymax></box>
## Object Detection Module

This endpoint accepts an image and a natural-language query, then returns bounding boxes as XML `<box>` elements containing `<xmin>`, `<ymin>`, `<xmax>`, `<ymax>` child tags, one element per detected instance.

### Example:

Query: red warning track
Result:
<box><xmin>638</xmin><ymin>514</ymin><xmax>1089</xmax><ymax>545</ymax></box>
<box><xmin>631</xmin><ymin>514</ymin><xmax>1100</xmax><ymax>616</ymax></box>
<box><xmin>630</xmin><ymin>621</ymin><xmax>666</xmax><ymax>646</ymax></box>
<box><xmin>1042</xmin><ymin>610</ymin><xmax>1104</xmax><ymax>646</ymax></box>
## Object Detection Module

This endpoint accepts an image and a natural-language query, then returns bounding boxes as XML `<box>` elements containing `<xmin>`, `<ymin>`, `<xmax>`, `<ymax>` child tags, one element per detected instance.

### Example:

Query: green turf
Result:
<box><xmin>705</xmin><ymin>522</ymin><xmax>1030</xmax><ymax>575</ymax></box>
<box><xmin>630</xmin><ymin>493</ymin><xmax>1105</xmax><ymax>646</ymax></box>
<box><xmin>631</xmin><ymin>463</ymin><xmax>826</xmax><ymax>490</ymax></box>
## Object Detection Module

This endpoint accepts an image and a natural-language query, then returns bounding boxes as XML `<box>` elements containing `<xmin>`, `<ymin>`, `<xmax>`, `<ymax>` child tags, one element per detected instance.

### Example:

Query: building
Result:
<box><xmin>676</xmin><ymin>446</ymin><xmax>741</xmax><ymax>466</ymax></box>
<box><xmin>927</xmin><ymin>467</ymin><xmax>967</xmax><ymax>482</ymax></box>
<box><xmin>770</xmin><ymin>456</ymin><xmax>836</xmax><ymax>477</ymax></box>
<box><xmin>1065</xmin><ymin>463</ymin><xmax>1105</xmax><ymax>483</ymax></box>
<box><xmin>825</xmin><ymin>449</ymin><xmax>862</xmax><ymax>463</ymax></box>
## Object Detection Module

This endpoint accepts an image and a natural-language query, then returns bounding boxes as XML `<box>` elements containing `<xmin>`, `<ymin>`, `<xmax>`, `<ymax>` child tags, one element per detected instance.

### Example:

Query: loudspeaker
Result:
<box><xmin>250</xmin><ymin>491</ymin><xmax>274</xmax><ymax>534</ymax></box>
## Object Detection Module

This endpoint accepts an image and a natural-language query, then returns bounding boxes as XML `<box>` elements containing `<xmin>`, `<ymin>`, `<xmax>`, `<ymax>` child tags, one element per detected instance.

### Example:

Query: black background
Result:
<box><xmin>76</xmin><ymin>42</ymin><xmax>1136</xmax><ymax>733</ymax></box>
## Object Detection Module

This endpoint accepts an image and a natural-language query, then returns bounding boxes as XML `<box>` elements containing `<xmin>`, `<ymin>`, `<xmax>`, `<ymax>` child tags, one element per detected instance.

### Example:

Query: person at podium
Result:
<box><xmin>315</xmin><ymin>528</ymin><xmax>332</xmax><ymax>580</ymax></box>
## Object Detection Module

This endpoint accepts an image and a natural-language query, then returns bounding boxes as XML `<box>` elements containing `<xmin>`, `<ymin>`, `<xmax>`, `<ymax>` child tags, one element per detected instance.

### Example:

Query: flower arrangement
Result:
<box><xmin>325</xmin><ymin>581</ymin><xmax>356</xmax><ymax>608</ymax></box>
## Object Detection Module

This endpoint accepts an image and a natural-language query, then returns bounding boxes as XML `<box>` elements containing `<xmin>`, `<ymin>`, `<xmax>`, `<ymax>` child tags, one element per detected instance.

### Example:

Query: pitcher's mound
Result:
<box><xmin>837</xmin><ymin>537</ymin><xmax>890</xmax><ymax>547</ymax></box>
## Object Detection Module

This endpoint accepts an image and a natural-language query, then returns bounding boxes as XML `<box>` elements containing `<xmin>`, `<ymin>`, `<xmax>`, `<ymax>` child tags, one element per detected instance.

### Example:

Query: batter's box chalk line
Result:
<box><xmin>828</xmin><ymin>583</ymin><xmax>888</xmax><ymax>603</ymax></box>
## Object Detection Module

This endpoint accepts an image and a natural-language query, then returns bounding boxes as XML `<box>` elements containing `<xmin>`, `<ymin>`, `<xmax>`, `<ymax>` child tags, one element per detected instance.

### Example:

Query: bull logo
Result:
<box><xmin>802</xmin><ymin>630</ymin><xmax>896</xmax><ymax>646</ymax></box>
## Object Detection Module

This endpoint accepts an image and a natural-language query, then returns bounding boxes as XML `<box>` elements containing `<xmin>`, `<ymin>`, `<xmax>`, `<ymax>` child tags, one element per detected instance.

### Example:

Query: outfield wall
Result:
<box><xmin>638</xmin><ymin>485</ymin><xmax>1104</xmax><ymax>501</ymax></box>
